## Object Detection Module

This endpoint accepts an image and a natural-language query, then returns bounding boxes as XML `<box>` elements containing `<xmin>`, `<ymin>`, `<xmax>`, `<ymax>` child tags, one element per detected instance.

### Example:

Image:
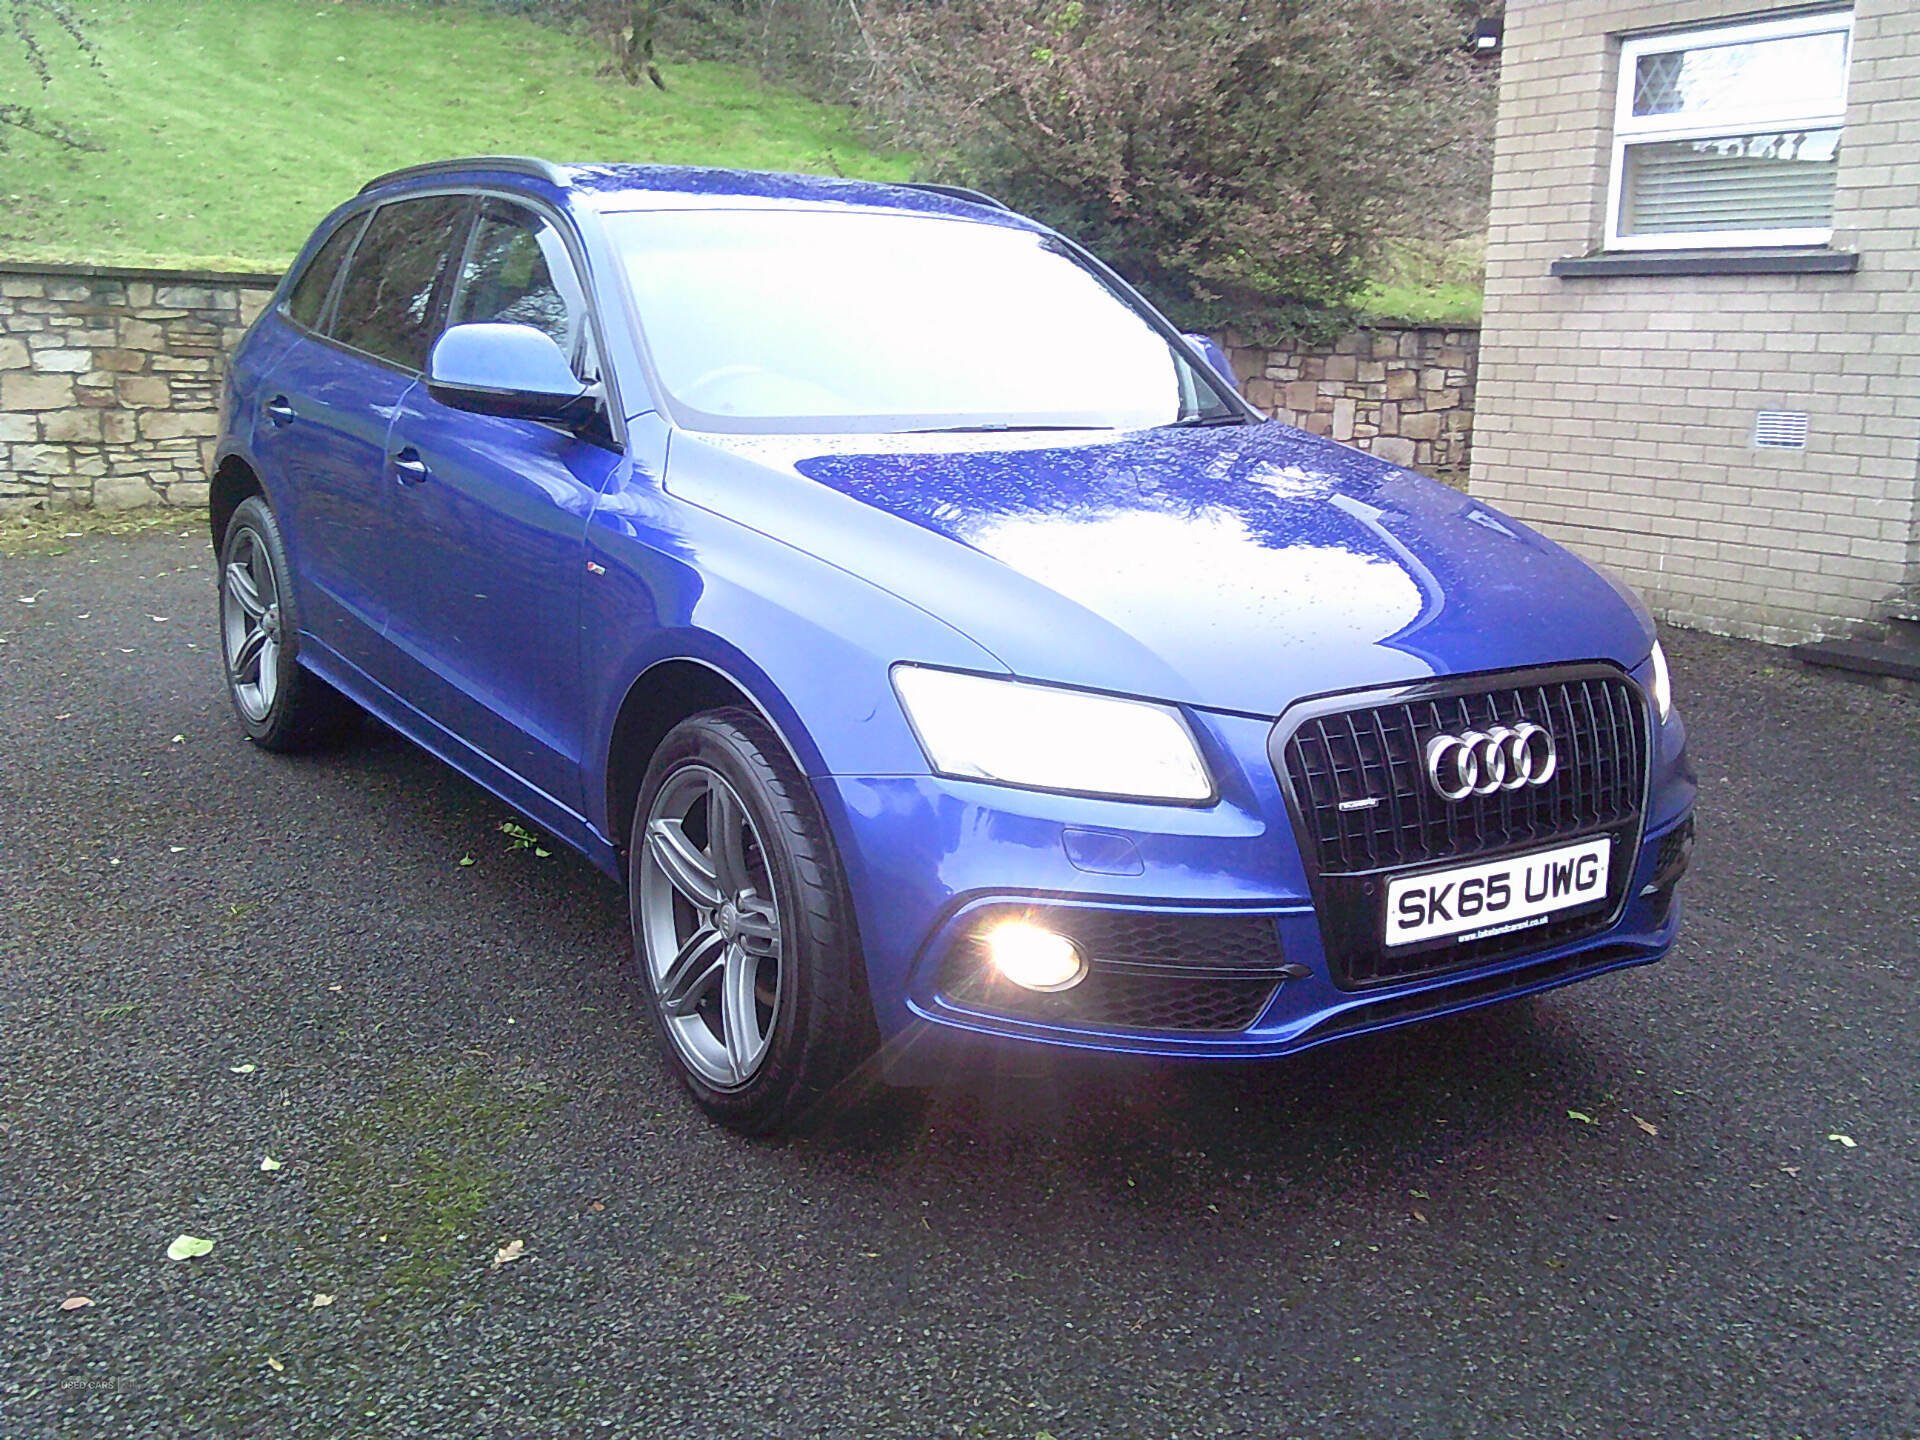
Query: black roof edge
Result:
<box><xmin>359</xmin><ymin>155</ymin><xmax>566</xmax><ymax>196</ymax></box>
<box><xmin>896</xmin><ymin>182</ymin><xmax>1010</xmax><ymax>211</ymax></box>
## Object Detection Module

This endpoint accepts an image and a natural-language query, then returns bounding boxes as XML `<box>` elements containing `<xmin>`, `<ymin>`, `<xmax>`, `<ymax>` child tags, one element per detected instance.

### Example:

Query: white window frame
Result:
<box><xmin>1605</xmin><ymin>9</ymin><xmax>1854</xmax><ymax>252</ymax></box>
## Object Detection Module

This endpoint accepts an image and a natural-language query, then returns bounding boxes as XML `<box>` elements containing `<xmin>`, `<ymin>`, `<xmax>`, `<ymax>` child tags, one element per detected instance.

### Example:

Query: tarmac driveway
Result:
<box><xmin>2</xmin><ymin>524</ymin><xmax>1917</xmax><ymax>1439</ymax></box>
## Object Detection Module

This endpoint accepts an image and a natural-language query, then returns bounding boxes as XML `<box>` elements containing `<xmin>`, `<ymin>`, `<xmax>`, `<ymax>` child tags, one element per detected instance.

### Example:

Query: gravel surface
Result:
<box><xmin>2</xmin><ymin>525</ymin><xmax>1916</xmax><ymax>1439</ymax></box>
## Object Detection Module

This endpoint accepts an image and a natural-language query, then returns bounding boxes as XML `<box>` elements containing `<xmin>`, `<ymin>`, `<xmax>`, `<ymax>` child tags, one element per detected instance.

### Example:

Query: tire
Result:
<box><xmin>217</xmin><ymin>495</ymin><xmax>355</xmax><ymax>751</ymax></box>
<box><xmin>628</xmin><ymin>708</ymin><xmax>871</xmax><ymax>1134</ymax></box>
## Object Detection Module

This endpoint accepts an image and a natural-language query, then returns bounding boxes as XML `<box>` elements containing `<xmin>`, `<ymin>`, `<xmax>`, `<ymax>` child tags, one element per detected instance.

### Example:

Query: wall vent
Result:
<box><xmin>1754</xmin><ymin>410</ymin><xmax>1809</xmax><ymax>450</ymax></box>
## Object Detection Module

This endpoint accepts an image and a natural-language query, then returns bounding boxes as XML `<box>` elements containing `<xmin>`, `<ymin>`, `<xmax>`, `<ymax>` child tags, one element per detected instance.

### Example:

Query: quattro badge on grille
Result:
<box><xmin>1424</xmin><ymin>724</ymin><xmax>1557</xmax><ymax>801</ymax></box>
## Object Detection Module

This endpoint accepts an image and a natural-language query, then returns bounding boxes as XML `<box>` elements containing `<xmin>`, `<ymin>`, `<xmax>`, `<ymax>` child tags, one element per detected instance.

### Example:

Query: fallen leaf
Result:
<box><xmin>458</xmin><ymin>854</ymin><xmax>475</xmax><ymax>867</ymax></box>
<box><xmin>1633</xmin><ymin>1115</ymin><xmax>1659</xmax><ymax>1137</ymax></box>
<box><xmin>166</xmin><ymin>1235</ymin><xmax>214</xmax><ymax>1261</ymax></box>
<box><xmin>1412</xmin><ymin>1209</ymin><xmax>1428</xmax><ymax>1224</ymax></box>
<box><xmin>492</xmin><ymin>1239</ymin><xmax>524</xmax><ymax>1268</ymax></box>
<box><xmin>266</xmin><ymin>1355</ymin><xmax>284</xmax><ymax>1373</ymax></box>
<box><xmin>168</xmin><ymin>845</ymin><xmax>186</xmax><ymax>853</ymax></box>
<box><xmin>1410</xmin><ymin>1189</ymin><xmax>1430</xmax><ymax>1199</ymax></box>
<box><xmin>1828</xmin><ymin>1134</ymin><xmax>1856</xmax><ymax>1148</ymax></box>
<box><xmin>310</xmin><ymin>1292</ymin><xmax>335</xmax><ymax>1308</ymax></box>
<box><xmin>587</xmin><ymin>1201</ymin><xmax>605</xmax><ymax>1213</ymax></box>
<box><xmin>228</xmin><ymin>1063</ymin><xmax>256</xmax><ymax>1074</ymax></box>
<box><xmin>327</xmin><ymin>984</ymin><xmax>342</xmax><ymax>992</ymax></box>
<box><xmin>150</xmin><ymin>615</ymin><xmax>169</xmax><ymax>623</ymax></box>
<box><xmin>59</xmin><ymin>1296</ymin><xmax>94</xmax><ymax>1311</ymax></box>
<box><xmin>260</xmin><ymin>1156</ymin><xmax>283</xmax><ymax>1172</ymax></box>
<box><xmin>534</xmin><ymin>847</ymin><xmax>551</xmax><ymax>858</ymax></box>
<box><xmin>1567</xmin><ymin>1110</ymin><xmax>1597</xmax><ymax>1125</ymax></box>
<box><xmin>723</xmin><ymin>1292</ymin><xmax>751</xmax><ymax>1305</ymax></box>
<box><xmin>170</xmin><ymin>735</ymin><xmax>184</xmax><ymax>744</ymax></box>
<box><xmin>1780</xmin><ymin>1165</ymin><xmax>1801</xmax><ymax>1176</ymax></box>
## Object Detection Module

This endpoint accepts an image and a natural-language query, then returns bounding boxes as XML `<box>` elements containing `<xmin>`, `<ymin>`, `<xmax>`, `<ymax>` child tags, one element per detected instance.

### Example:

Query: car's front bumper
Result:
<box><xmin>819</xmin><ymin>697</ymin><xmax>1695</xmax><ymax>1075</ymax></box>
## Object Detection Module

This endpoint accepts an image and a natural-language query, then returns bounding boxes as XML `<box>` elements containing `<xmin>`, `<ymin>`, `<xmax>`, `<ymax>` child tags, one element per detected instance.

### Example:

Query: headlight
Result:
<box><xmin>891</xmin><ymin>665</ymin><xmax>1213</xmax><ymax>803</ymax></box>
<box><xmin>1647</xmin><ymin>640</ymin><xmax>1673</xmax><ymax>721</ymax></box>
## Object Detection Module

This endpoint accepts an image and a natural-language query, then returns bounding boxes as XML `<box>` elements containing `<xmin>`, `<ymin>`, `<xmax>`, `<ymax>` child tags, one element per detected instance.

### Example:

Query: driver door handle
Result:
<box><xmin>392</xmin><ymin>447</ymin><xmax>431</xmax><ymax>486</ymax></box>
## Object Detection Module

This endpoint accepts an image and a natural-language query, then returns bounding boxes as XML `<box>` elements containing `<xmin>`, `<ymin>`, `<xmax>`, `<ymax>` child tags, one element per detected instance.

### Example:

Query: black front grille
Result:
<box><xmin>1282</xmin><ymin>669</ymin><xmax>1647</xmax><ymax>875</ymax></box>
<box><xmin>945</xmin><ymin>966</ymin><xmax>1279</xmax><ymax>1033</ymax></box>
<box><xmin>937</xmin><ymin>905</ymin><xmax>1289</xmax><ymax>1034</ymax></box>
<box><xmin>1650</xmin><ymin>817</ymin><xmax>1694</xmax><ymax>890</ymax></box>
<box><xmin>1273</xmin><ymin>666</ymin><xmax>1651</xmax><ymax>991</ymax></box>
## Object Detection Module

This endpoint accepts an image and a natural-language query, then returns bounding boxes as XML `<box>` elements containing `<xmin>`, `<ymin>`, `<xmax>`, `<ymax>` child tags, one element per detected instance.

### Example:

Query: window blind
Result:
<box><xmin>1619</xmin><ymin>129</ymin><xmax>1840</xmax><ymax>236</ymax></box>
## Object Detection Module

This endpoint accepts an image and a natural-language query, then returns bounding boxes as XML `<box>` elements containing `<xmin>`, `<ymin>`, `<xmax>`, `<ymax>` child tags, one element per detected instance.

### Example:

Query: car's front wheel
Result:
<box><xmin>217</xmin><ymin>495</ymin><xmax>355</xmax><ymax>751</ymax></box>
<box><xmin>629</xmin><ymin>708</ymin><xmax>870</xmax><ymax>1134</ymax></box>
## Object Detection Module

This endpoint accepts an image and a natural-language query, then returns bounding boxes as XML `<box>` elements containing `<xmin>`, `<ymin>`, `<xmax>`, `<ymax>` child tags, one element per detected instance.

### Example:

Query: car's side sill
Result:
<box><xmin>297</xmin><ymin>635</ymin><xmax>623</xmax><ymax>882</ymax></box>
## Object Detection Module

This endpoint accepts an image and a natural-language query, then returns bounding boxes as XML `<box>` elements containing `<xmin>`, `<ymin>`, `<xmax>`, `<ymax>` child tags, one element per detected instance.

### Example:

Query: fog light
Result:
<box><xmin>983</xmin><ymin>921</ymin><xmax>1086</xmax><ymax>992</ymax></box>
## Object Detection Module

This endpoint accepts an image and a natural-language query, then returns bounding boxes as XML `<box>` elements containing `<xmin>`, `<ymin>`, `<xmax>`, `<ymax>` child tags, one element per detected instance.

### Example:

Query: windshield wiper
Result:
<box><xmin>904</xmin><ymin>423</ymin><xmax>1107</xmax><ymax>434</ymax></box>
<box><xmin>1163</xmin><ymin>411</ymin><xmax>1253</xmax><ymax>428</ymax></box>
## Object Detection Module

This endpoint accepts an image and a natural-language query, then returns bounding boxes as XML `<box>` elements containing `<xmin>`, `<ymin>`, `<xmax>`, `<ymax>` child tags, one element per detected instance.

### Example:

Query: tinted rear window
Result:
<box><xmin>285</xmin><ymin>213</ymin><xmax>366</xmax><ymax>332</ymax></box>
<box><xmin>331</xmin><ymin>196</ymin><xmax>469</xmax><ymax>371</ymax></box>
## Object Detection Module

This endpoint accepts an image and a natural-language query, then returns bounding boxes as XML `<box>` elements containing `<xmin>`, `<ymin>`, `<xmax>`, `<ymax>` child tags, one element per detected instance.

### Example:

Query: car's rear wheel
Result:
<box><xmin>630</xmin><ymin>708</ymin><xmax>869</xmax><ymax>1134</ymax></box>
<box><xmin>218</xmin><ymin>496</ymin><xmax>355</xmax><ymax>751</ymax></box>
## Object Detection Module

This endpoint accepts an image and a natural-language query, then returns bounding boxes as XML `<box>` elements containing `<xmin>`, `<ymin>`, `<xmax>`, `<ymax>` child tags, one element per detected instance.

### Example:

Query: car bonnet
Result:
<box><xmin>669</xmin><ymin>423</ymin><xmax>1655</xmax><ymax>718</ymax></box>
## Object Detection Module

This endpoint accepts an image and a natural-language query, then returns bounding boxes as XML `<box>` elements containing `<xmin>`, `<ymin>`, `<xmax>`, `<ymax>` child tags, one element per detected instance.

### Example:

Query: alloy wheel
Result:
<box><xmin>637</xmin><ymin>765</ymin><xmax>785</xmax><ymax>1088</ymax></box>
<box><xmin>221</xmin><ymin>526</ymin><xmax>282</xmax><ymax>723</ymax></box>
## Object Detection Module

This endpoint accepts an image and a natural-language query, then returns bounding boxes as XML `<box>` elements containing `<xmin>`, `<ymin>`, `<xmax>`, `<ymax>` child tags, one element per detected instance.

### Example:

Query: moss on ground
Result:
<box><xmin>310</xmin><ymin>1063</ymin><xmax>557</xmax><ymax>1298</ymax></box>
<box><xmin>0</xmin><ymin>504</ymin><xmax>204</xmax><ymax>556</ymax></box>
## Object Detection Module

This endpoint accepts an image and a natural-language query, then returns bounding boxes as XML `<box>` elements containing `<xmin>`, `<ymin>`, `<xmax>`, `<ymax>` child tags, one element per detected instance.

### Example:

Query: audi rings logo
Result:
<box><xmin>1424</xmin><ymin>724</ymin><xmax>1558</xmax><ymax>801</ymax></box>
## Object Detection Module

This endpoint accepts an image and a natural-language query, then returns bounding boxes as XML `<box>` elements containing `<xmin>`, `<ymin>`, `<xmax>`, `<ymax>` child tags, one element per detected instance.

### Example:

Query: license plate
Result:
<box><xmin>1384</xmin><ymin>837</ymin><xmax>1611</xmax><ymax>948</ymax></box>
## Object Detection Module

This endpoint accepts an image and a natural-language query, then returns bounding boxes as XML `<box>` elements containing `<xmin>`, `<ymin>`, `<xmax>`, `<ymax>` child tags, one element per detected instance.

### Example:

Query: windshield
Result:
<box><xmin>605</xmin><ymin>208</ymin><xmax>1241</xmax><ymax>434</ymax></box>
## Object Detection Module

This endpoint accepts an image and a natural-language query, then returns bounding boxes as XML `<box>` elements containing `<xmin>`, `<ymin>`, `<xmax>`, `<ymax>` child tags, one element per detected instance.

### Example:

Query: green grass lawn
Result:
<box><xmin>0</xmin><ymin>0</ymin><xmax>912</xmax><ymax>272</ymax></box>
<box><xmin>1354</xmin><ymin>236</ymin><xmax>1486</xmax><ymax>326</ymax></box>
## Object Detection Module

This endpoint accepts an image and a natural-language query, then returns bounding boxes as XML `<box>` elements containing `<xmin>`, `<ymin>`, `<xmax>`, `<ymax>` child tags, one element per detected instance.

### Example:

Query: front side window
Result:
<box><xmin>448</xmin><ymin>199</ymin><xmax>598</xmax><ymax>380</ymax></box>
<box><xmin>1608</xmin><ymin>11</ymin><xmax>1853</xmax><ymax>250</ymax></box>
<box><xmin>604</xmin><ymin>208</ymin><xmax>1238</xmax><ymax>435</ymax></box>
<box><xmin>330</xmin><ymin>195</ymin><xmax>469</xmax><ymax>371</ymax></box>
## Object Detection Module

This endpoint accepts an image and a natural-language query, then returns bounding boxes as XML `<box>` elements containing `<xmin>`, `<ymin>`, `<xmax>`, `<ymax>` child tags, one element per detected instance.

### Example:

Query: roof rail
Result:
<box><xmin>897</xmin><ymin>182</ymin><xmax>1011</xmax><ymax>211</ymax></box>
<box><xmin>359</xmin><ymin>155</ymin><xmax>567</xmax><ymax>196</ymax></box>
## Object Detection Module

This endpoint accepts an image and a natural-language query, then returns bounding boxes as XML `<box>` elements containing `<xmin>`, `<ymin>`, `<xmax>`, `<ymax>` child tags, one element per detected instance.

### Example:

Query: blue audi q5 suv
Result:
<box><xmin>211</xmin><ymin>158</ymin><xmax>1696</xmax><ymax>1132</ymax></box>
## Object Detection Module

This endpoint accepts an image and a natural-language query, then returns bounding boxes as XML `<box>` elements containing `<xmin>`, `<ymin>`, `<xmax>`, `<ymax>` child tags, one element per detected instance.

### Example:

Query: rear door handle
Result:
<box><xmin>264</xmin><ymin>396</ymin><xmax>297</xmax><ymax>426</ymax></box>
<box><xmin>391</xmin><ymin>448</ymin><xmax>431</xmax><ymax>485</ymax></box>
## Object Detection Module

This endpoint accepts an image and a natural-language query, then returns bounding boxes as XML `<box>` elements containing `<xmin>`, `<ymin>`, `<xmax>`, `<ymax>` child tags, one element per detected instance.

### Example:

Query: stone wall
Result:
<box><xmin>0</xmin><ymin>259</ymin><xmax>1484</xmax><ymax>510</ymax></box>
<box><xmin>0</xmin><ymin>262</ymin><xmax>278</xmax><ymax>512</ymax></box>
<box><xmin>1222</xmin><ymin>324</ymin><xmax>1480</xmax><ymax>483</ymax></box>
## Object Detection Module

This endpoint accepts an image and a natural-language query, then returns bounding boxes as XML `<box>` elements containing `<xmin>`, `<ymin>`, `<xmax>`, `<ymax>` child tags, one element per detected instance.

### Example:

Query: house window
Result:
<box><xmin>1607</xmin><ymin>10</ymin><xmax>1853</xmax><ymax>251</ymax></box>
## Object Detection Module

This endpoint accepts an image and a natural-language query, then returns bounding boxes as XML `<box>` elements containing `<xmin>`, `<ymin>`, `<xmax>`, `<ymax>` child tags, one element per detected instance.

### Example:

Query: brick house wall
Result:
<box><xmin>1471</xmin><ymin>0</ymin><xmax>1920</xmax><ymax>643</ymax></box>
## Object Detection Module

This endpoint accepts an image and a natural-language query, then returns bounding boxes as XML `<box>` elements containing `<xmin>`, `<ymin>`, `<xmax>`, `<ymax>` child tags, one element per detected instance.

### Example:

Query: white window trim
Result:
<box><xmin>1604</xmin><ymin>9</ymin><xmax>1853</xmax><ymax>253</ymax></box>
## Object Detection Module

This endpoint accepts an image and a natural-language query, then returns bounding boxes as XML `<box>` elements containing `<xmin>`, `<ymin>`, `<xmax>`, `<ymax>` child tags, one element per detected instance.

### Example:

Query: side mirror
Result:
<box><xmin>428</xmin><ymin>322</ymin><xmax>594</xmax><ymax>426</ymax></box>
<box><xmin>1182</xmin><ymin>332</ymin><xmax>1240</xmax><ymax>391</ymax></box>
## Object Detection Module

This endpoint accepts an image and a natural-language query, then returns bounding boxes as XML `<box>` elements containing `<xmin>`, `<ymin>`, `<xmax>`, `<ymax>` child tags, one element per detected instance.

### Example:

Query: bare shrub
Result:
<box><xmin>859</xmin><ymin>0</ymin><xmax>1494</xmax><ymax>339</ymax></box>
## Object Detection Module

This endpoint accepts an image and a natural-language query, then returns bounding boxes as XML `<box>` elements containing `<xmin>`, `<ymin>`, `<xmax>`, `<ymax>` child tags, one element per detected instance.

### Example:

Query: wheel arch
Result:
<box><xmin>209</xmin><ymin>453</ymin><xmax>266</xmax><ymax>552</ymax></box>
<box><xmin>603</xmin><ymin>655</ymin><xmax>824</xmax><ymax>856</ymax></box>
